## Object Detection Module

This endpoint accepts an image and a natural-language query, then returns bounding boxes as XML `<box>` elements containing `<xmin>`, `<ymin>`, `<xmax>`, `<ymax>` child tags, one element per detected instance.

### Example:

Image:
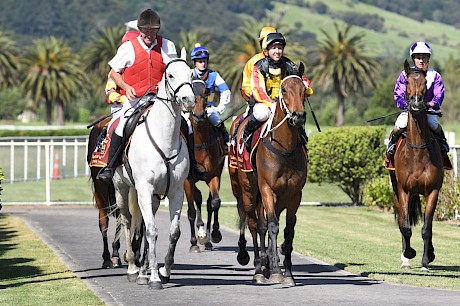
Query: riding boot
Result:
<box><xmin>243</xmin><ymin>115</ymin><xmax>261</xmax><ymax>152</ymax></box>
<box><xmin>299</xmin><ymin>127</ymin><xmax>309</xmax><ymax>146</ymax></box>
<box><xmin>216</xmin><ymin>122</ymin><xmax>230</xmax><ymax>144</ymax></box>
<box><xmin>186</xmin><ymin>133</ymin><xmax>208</xmax><ymax>180</ymax></box>
<box><xmin>433</xmin><ymin>126</ymin><xmax>450</xmax><ymax>154</ymax></box>
<box><xmin>387</xmin><ymin>128</ymin><xmax>403</xmax><ymax>155</ymax></box>
<box><xmin>96</xmin><ymin>133</ymin><xmax>123</xmax><ymax>183</ymax></box>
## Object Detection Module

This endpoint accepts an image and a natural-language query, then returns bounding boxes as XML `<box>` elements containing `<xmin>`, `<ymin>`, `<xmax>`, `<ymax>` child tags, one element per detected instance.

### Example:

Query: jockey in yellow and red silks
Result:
<box><xmin>243</xmin><ymin>32</ymin><xmax>313</xmax><ymax>150</ymax></box>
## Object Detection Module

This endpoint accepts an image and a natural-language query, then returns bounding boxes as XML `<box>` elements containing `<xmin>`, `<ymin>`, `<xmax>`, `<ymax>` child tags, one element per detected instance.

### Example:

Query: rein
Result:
<box><xmin>405</xmin><ymin>70</ymin><xmax>429</xmax><ymax>150</ymax></box>
<box><xmin>260</xmin><ymin>75</ymin><xmax>303</xmax><ymax>138</ymax></box>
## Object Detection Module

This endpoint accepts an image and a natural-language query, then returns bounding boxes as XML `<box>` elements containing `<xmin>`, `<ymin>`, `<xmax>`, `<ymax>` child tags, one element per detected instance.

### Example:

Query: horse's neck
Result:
<box><xmin>270</xmin><ymin>104</ymin><xmax>298</xmax><ymax>151</ymax></box>
<box><xmin>407</xmin><ymin>111</ymin><xmax>429</xmax><ymax>145</ymax></box>
<box><xmin>148</xmin><ymin>87</ymin><xmax>182</xmax><ymax>151</ymax></box>
<box><xmin>193</xmin><ymin>119</ymin><xmax>212</xmax><ymax>143</ymax></box>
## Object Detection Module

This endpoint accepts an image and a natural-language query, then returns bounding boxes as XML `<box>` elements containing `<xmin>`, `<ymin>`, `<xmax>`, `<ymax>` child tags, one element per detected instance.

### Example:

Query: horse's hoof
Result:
<box><xmin>283</xmin><ymin>276</ymin><xmax>296</xmax><ymax>287</ymax></box>
<box><xmin>252</xmin><ymin>274</ymin><xmax>267</xmax><ymax>284</ymax></box>
<box><xmin>400</xmin><ymin>264</ymin><xmax>411</xmax><ymax>270</ymax></box>
<box><xmin>189</xmin><ymin>245</ymin><xmax>200</xmax><ymax>253</ymax></box>
<box><xmin>237</xmin><ymin>251</ymin><xmax>250</xmax><ymax>266</ymax></box>
<box><xmin>127</xmin><ymin>272</ymin><xmax>139</xmax><ymax>282</ymax></box>
<box><xmin>148</xmin><ymin>281</ymin><xmax>163</xmax><ymax>290</ymax></box>
<box><xmin>211</xmin><ymin>230</ymin><xmax>222</xmax><ymax>243</ymax></box>
<box><xmin>268</xmin><ymin>273</ymin><xmax>284</xmax><ymax>284</ymax></box>
<box><xmin>102</xmin><ymin>260</ymin><xmax>113</xmax><ymax>269</ymax></box>
<box><xmin>421</xmin><ymin>267</ymin><xmax>430</xmax><ymax>273</ymax></box>
<box><xmin>159</xmin><ymin>267</ymin><xmax>170</xmax><ymax>284</ymax></box>
<box><xmin>205</xmin><ymin>242</ymin><xmax>214</xmax><ymax>251</ymax></box>
<box><xmin>137</xmin><ymin>276</ymin><xmax>149</xmax><ymax>285</ymax></box>
<box><xmin>262</xmin><ymin>268</ymin><xmax>271</xmax><ymax>279</ymax></box>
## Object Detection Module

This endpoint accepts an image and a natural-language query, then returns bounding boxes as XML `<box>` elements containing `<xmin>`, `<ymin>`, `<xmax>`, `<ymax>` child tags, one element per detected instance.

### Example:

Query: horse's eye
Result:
<box><xmin>168</xmin><ymin>74</ymin><xmax>174</xmax><ymax>79</ymax></box>
<box><xmin>281</xmin><ymin>87</ymin><xmax>286</xmax><ymax>93</ymax></box>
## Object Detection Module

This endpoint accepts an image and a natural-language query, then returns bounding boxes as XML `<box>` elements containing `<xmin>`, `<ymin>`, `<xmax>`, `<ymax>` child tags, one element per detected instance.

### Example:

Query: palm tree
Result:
<box><xmin>0</xmin><ymin>30</ymin><xmax>18</xmax><ymax>89</ymax></box>
<box><xmin>82</xmin><ymin>26</ymin><xmax>125</xmax><ymax>81</ymax></box>
<box><xmin>20</xmin><ymin>36</ymin><xmax>88</xmax><ymax>125</ymax></box>
<box><xmin>310</xmin><ymin>23</ymin><xmax>379</xmax><ymax>126</ymax></box>
<box><xmin>177</xmin><ymin>30</ymin><xmax>212</xmax><ymax>64</ymax></box>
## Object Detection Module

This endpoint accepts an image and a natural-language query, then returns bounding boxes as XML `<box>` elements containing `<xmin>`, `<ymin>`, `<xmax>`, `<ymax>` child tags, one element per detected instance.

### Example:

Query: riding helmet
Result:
<box><xmin>262</xmin><ymin>32</ymin><xmax>286</xmax><ymax>51</ymax></box>
<box><xmin>191</xmin><ymin>45</ymin><xmax>209</xmax><ymax>61</ymax></box>
<box><xmin>409</xmin><ymin>41</ymin><xmax>431</xmax><ymax>57</ymax></box>
<box><xmin>137</xmin><ymin>9</ymin><xmax>161</xmax><ymax>29</ymax></box>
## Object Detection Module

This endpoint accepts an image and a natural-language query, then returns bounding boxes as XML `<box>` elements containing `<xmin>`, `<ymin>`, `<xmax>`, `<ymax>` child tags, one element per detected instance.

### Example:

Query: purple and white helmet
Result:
<box><xmin>409</xmin><ymin>41</ymin><xmax>431</xmax><ymax>57</ymax></box>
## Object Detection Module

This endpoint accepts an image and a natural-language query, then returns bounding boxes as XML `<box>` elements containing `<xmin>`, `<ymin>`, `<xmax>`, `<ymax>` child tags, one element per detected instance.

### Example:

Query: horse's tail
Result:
<box><xmin>114</xmin><ymin>211</ymin><xmax>123</xmax><ymax>242</ymax></box>
<box><xmin>409</xmin><ymin>195</ymin><xmax>422</xmax><ymax>226</ymax></box>
<box><xmin>128</xmin><ymin>188</ymin><xmax>143</xmax><ymax>239</ymax></box>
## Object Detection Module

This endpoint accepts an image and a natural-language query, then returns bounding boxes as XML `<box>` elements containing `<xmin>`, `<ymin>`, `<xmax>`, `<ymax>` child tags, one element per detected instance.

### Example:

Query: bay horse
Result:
<box><xmin>390</xmin><ymin>60</ymin><xmax>444</xmax><ymax>272</ymax></box>
<box><xmin>184</xmin><ymin>80</ymin><xmax>225</xmax><ymax>252</ymax></box>
<box><xmin>87</xmin><ymin>117</ymin><xmax>144</xmax><ymax>269</ymax></box>
<box><xmin>113</xmin><ymin>54</ymin><xmax>195</xmax><ymax>289</ymax></box>
<box><xmin>229</xmin><ymin>66</ymin><xmax>308</xmax><ymax>286</ymax></box>
<box><xmin>87</xmin><ymin>117</ymin><xmax>123</xmax><ymax>269</ymax></box>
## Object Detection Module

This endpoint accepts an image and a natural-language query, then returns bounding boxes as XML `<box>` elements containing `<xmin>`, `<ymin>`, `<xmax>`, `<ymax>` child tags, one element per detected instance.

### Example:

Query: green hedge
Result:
<box><xmin>308</xmin><ymin>126</ymin><xmax>387</xmax><ymax>205</ymax></box>
<box><xmin>0</xmin><ymin>129</ymin><xmax>89</xmax><ymax>137</ymax></box>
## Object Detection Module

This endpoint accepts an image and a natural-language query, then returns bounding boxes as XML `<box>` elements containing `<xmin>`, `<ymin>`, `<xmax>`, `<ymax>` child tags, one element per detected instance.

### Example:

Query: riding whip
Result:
<box><xmin>220</xmin><ymin>103</ymin><xmax>247</xmax><ymax>123</ymax></box>
<box><xmin>366</xmin><ymin>111</ymin><xmax>401</xmax><ymax>123</ymax></box>
<box><xmin>306</xmin><ymin>96</ymin><xmax>321</xmax><ymax>132</ymax></box>
<box><xmin>86</xmin><ymin>108</ymin><xmax>121</xmax><ymax>129</ymax></box>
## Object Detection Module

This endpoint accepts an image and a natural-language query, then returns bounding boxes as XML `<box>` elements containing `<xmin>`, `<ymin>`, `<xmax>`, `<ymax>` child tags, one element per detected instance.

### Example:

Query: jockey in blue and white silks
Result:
<box><xmin>184</xmin><ymin>45</ymin><xmax>231</xmax><ymax>142</ymax></box>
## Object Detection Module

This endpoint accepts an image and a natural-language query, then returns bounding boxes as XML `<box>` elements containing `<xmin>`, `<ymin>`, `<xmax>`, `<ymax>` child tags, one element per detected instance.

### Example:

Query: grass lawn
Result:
<box><xmin>215</xmin><ymin>205</ymin><xmax>460</xmax><ymax>290</ymax></box>
<box><xmin>0</xmin><ymin>215</ymin><xmax>104</xmax><ymax>306</ymax></box>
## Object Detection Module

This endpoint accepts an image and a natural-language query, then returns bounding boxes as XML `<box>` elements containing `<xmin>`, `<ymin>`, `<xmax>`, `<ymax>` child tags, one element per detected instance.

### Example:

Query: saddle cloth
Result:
<box><xmin>229</xmin><ymin>120</ymin><xmax>264</xmax><ymax>172</ymax></box>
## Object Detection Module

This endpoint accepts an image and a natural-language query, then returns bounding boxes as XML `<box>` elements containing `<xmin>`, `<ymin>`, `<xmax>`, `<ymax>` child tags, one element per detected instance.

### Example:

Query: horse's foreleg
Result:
<box><xmin>208</xmin><ymin>177</ymin><xmax>222</xmax><ymax>244</ymax></box>
<box><xmin>421</xmin><ymin>190</ymin><xmax>439</xmax><ymax>272</ymax></box>
<box><xmin>194</xmin><ymin>185</ymin><xmax>207</xmax><ymax>246</ymax></box>
<box><xmin>108</xmin><ymin>182</ymin><xmax>121</xmax><ymax>267</ymax></box>
<box><xmin>281</xmin><ymin>210</ymin><xmax>298</xmax><ymax>287</ymax></box>
<box><xmin>159</xmin><ymin>191</ymin><xmax>183</xmax><ymax>285</ymax></box>
<box><xmin>185</xmin><ymin>180</ymin><xmax>199</xmax><ymax>252</ymax></box>
<box><xmin>397</xmin><ymin>192</ymin><xmax>415</xmax><ymax>269</ymax></box>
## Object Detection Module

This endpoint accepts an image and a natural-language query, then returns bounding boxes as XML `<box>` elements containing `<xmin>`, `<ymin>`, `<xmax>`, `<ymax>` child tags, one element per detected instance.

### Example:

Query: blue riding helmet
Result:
<box><xmin>191</xmin><ymin>46</ymin><xmax>209</xmax><ymax>60</ymax></box>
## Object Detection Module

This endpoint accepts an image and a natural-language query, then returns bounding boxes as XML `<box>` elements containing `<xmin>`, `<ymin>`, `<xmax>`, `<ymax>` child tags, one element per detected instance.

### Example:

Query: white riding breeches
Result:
<box><xmin>395</xmin><ymin>111</ymin><xmax>439</xmax><ymax>131</ymax></box>
<box><xmin>252</xmin><ymin>103</ymin><xmax>273</xmax><ymax>122</ymax></box>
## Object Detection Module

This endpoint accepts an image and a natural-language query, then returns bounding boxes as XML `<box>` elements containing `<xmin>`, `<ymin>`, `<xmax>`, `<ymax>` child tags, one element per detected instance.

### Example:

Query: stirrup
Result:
<box><xmin>387</xmin><ymin>143</ymin><xmax>396</xmax><ymax>155</ymax></box>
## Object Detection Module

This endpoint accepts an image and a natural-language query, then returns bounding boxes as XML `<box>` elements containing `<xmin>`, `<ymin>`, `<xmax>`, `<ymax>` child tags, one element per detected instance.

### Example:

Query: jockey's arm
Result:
<box><xmin>110</xmin><ymin>69</ymin><xmax>136</xmax><ymax>101</ymax></box>
<box><xmin>394</xmin><ymin>72</ymin><xmax>407</xmax><ymax>110</ymax></box>
<box><xmin>214</xmin><ymin>73</ymin><xmax>231</xmax><ymax>114</ymax></box>
<box><xmin>251</xmin><ymin>65</ymin><xmax>274</xmax><ymax>108</ymax></box>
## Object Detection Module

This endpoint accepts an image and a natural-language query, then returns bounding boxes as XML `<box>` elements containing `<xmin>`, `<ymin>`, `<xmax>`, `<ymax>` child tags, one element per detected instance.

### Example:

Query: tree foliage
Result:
<box><xmin>0</xmin><ymin>30</ymin><xmax>18</xmax><ymax>89</ymax></box>
<box><xmin>310</xmin><ymin>23</ymin><xmax>380</xmax><ymax>126</ymax></box>
<box><xmin>20</xmin><ymin>37</ymin><xmax>88</xmax><ymax>125</ymax></box>
<box><xmin>308</xmin><ymin>126</ymin><xmax>387</xmax><ymax>205</ymax></box>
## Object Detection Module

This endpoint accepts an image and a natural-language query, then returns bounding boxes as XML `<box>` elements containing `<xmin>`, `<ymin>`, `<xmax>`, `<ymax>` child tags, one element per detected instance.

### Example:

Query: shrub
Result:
<box><xmin>308</xmin><ymin>126</ymin><xmax>387</xmax><ymax>205</ymax></box>
<box><xmin>436</xmin><ymin>170</ymin><xmax>460</xmax><ymax>221</ymax></box>
<box><xmin>363</xmin><ymin>176</ymin><xmax>393</xmax><ymax>211</ymax></box>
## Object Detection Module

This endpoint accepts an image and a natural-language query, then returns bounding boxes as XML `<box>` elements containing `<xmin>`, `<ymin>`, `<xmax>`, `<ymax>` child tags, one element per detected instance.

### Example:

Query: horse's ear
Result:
<box><xmin>404</xmin><ymin>59</ymin><xmax>410</xmax><ymax>74</ymax></box>
<box><xmin>299</xmin><ymin>62</ymin><xmax>305</xmax><ymax>76</ymax></box>
<box><xmin>180</xmin><ymin>47</ymin><xmax>187</xmax><ymax>61</ymax></box>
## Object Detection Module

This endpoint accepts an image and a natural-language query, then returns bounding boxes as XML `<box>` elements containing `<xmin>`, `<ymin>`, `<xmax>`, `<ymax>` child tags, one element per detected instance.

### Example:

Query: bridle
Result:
<box><xmin>405</xmin><ymin>69</ymin><xmax>429</xmax><ymax>150</ymax></box>
<box><xmin>261</xmin><ymin>75</ymin><xmax>306</xmax><ymax>138</ymax></box>
<box><xmin>157</xmin><ymin>58</ymin><xmax>194</xmax><ymax>106</ymax></box>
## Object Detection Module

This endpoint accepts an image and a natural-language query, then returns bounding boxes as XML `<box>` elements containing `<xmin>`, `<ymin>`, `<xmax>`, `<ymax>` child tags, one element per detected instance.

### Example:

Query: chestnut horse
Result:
<box><xmin>229</xmin><ymin>67</ymin><xmax>308</xmax><ymax>286</ymax></box>
<box><xmin>390</xmin><ymin>60</ymin><xmax>444</xmax><ymax>272</ymax></box>
<box><xmin>184</xmin><ymin>80</ymin><xmax>225</xmax><ymax>252</ymax></box>
<box><xmin>87</xmin><ymin>117</ymin><xmax>143</xmax><ymax>269</ymax></box>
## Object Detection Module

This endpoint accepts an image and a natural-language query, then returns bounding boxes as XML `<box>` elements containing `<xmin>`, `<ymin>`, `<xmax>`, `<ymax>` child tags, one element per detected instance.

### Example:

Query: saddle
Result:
<box><xmin>384</xmin><ymin>135</ymin><xmax>453</xmax><ymax>170</ymax></box>
<box><xmin>229</xmin><ymin>116</ymin><xmax>264</xmax><ymax>172</ymax></box>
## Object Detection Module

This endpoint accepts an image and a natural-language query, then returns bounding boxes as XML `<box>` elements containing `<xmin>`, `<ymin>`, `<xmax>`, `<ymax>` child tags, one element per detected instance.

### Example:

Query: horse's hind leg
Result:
<box><xmin>108</xmin><ymin>183</ymin><xmax>122</xmax><ymax>268</ymax></box>
<box><xmin>236</xmin><ymin>198</ymin><xmax>250</xmax><ymax>266</ymax></box>
<box><xmin>94</xmin><ymin>178</ymin><xmax>115</xmax><ymax>269</ymax></box>
<box><xmin>421</xmin><ymin>191</ymin><xmax>439</xmax><ymax>272</ymax></box>
<box><xmin>184</xmin><ymin>180</ymin><xmax>200</xmax><ymax>252</ymax></box>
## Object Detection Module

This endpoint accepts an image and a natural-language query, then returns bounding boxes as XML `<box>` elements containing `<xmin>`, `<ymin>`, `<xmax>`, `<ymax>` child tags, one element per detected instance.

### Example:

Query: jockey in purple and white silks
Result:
<box><xmin>387</xmin><ymin>41</ymin><xmax>449</xmax><ymax>156</ymax></box>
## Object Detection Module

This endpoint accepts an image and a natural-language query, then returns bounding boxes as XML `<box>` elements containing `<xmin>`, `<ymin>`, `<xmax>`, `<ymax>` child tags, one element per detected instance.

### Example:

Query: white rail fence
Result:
<box><xmin>0</xmin><ymin>136</ymin><xmax>89</xmax><ymax>204</ymax></box>
<box><xmin>1</xmin><ymin>136</ymin><xmax>459</xmax><ymax>205</ymax></box>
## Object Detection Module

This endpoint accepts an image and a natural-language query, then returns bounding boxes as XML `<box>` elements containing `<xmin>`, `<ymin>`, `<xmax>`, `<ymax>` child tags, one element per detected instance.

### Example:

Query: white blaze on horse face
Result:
<box><xmin>177</xmin><ymin>67</ymin><xmax>195</xmax><ymax>112</ymax></box>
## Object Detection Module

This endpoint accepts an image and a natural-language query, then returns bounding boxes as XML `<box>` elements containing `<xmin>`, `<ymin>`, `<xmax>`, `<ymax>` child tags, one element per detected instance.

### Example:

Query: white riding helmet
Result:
<box><xmin>409</xmin><ymin>41</ymin><xmax>431</xmax><ymax>57</ymax></box>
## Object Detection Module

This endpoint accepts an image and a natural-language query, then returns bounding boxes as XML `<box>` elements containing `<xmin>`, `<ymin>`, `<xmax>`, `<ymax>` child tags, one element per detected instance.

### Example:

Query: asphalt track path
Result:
<box><xmin>5</xmin><ymin>206</ymin><xmax>460</xmax><ymax>305</ymax></box>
